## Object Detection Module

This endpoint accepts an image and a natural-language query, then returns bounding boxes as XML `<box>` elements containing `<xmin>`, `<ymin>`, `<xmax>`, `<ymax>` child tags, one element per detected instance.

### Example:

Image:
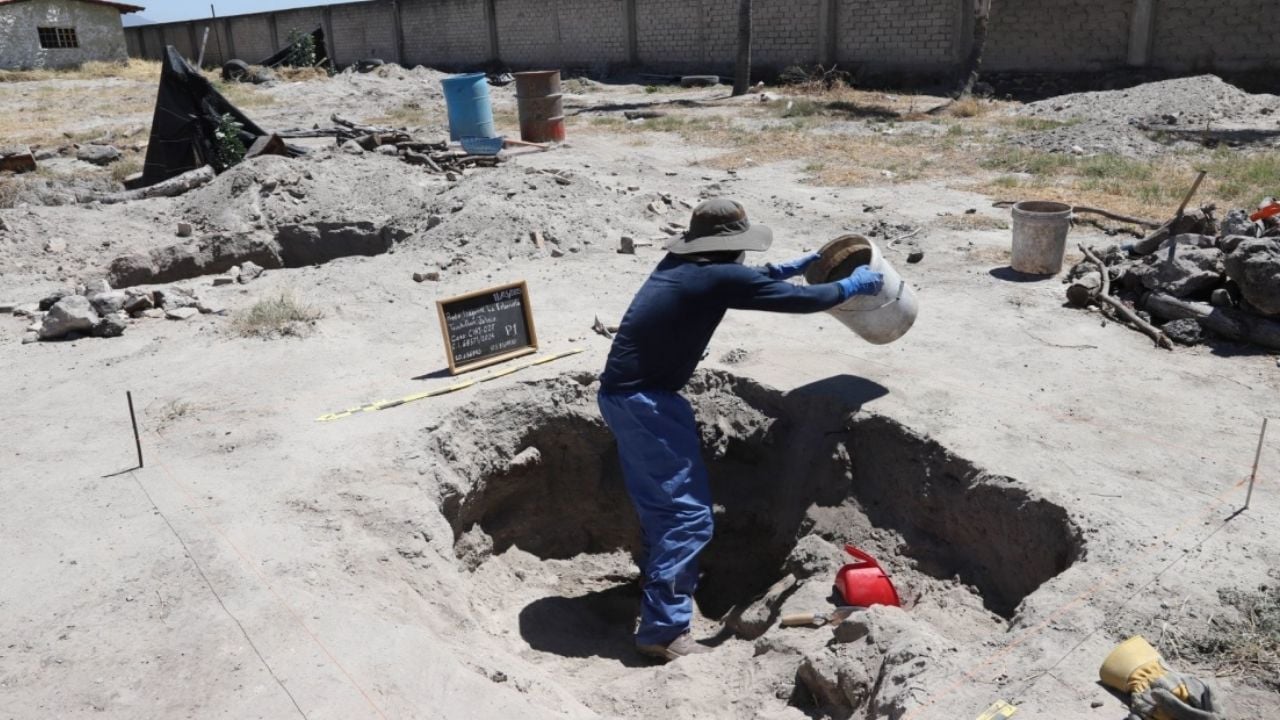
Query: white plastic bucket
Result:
<box><xmin>1010</xmin><ymin>200</ymin><xmax>1072</xmax><ymax>275</ymax></box>
<box><xmin>804</xmin><ymin>234</ymin><xmax>918</xmax><ymax>345</ymax></box>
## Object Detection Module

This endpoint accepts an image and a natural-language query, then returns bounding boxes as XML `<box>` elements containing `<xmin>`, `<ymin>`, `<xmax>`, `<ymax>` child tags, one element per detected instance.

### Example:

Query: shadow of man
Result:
<box><xmin>518</xmin><ymin>584</ymin><xmax>651</xmax><ymax>667</ymax></box>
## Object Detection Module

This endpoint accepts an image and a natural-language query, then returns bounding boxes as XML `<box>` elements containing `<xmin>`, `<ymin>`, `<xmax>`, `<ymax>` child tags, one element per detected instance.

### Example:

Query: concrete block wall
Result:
<box><xmin>494</xmin><ymin>0</ymin><xmax>558</xmax><ymax>66</ymax></box>
<box><xmin>228</xmin><ymin>14</ymin><xmax>275</xmax><ymax>63</ymax></box>
<box><xmin>634</xmin><ymin>0</ymin><xmax>704</xmax><ymax>70</ymax></box>
<box><xmin>557</xmin><ymin>0</ymin><xmax>628</xmax><ymax>66</ymax></box>
<box><xmin>752</xmin><ymin>0</ymin><xmax>821</xmax><ymax>69</ymax></box>
<box><xmin>330</xmin><ymin>1</ymin><xmax>399</xmax><ymax>66</ymax></box>
<box><xmin>401</xmin><ymin>0</ymin><xmax>491</xmax><ymax>68</ymax></box>
<box><xmin>984</xmin><ymin>0</ymin><xmax>1130</xmax><ymax>72</ymax></box>
<box><xmin>121</xmin><ymin>0</ymin><xmax>1280</xmax><ymax>77</ymax></box>
<box><xmin>1150</xmin><ymin>0</ymin><xmax>1280</xmax><ymax>72</ymax></box>
<box><xmin>838</xmin><ymin>0</ymin><xmax>958</xmax><ymax>69</ymax></box>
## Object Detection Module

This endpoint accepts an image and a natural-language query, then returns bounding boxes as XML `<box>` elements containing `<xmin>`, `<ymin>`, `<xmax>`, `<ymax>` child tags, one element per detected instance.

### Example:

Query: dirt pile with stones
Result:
<box><xmin>1012</xmin><ymin>75</ymin><xmax>1280</xmax><ymax>157</ymax></box>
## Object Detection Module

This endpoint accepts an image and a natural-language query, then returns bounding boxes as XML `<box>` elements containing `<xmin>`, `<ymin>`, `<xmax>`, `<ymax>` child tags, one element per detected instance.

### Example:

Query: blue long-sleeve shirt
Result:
<box><xmin>600</xmin><ymin>254</ymin><xmax>845</xmax><ymax>393</ymax></box>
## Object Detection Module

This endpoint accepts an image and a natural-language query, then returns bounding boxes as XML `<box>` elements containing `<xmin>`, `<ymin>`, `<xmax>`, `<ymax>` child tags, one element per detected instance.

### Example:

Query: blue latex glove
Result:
<box><xmin>765</xmin><ymin>251</ymin><xmax>822</xmax><ymax>280</ymax></box>
<box><xmin>835</xmin><ymin>266</ymin><xmax>884</xmax><ymax>300</ymax></box>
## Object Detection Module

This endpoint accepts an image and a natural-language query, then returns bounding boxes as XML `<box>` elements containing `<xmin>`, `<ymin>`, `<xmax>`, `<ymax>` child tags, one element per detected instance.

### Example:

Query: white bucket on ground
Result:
<box><xmin>804</xmin><ymin>234</ymin><xmax>918</xmax><ymax>345</ymax></box>
<box><xmin>1010</xmin><ymin>200</ymin><xmax>1072</xmax><ymax>275</ymax></box>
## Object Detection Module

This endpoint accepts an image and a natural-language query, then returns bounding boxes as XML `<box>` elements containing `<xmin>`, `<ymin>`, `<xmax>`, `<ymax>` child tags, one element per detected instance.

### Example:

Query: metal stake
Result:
<box><xmin>1243</xmin><ymin>417</ymin><xmax>1268</xmax><ymax>511</ymax></box>
<box><xmin>127</xmin><ymin>391</ymin><xmax>144</xmax><ymax>469</ymax></box>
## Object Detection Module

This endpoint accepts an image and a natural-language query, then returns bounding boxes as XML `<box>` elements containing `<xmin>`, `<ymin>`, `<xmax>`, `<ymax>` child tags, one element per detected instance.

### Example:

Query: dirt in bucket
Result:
<box><xmin>807</xmin><ymin>234</ymin><xmax>874</xmax><ymax>285</ymax></box>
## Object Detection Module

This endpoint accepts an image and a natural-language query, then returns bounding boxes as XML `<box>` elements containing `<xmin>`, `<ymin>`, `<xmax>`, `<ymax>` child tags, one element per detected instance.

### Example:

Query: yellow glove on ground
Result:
<box><xmin>1100</xmin><ymin>636</ymin><xmax>1224</xmax><ymax>720</ymax></box>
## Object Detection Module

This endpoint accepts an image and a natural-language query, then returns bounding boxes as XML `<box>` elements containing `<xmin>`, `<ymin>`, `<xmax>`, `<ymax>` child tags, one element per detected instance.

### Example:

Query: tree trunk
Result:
<box><xmin>958</xmin><ymin>0</ymin><xmax>992</xmax><ymax>98</ymax></box>
<box><xmin>732</xmin><ymin>0</ymin><xmax>752</xmax><ymax>96</ymax></box>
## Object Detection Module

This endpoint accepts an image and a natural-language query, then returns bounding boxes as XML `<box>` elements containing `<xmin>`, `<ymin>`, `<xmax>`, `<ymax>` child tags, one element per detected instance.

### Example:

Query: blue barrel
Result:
<box><xmin>441</xmin><ymin>72</ymin><xmax>496</xmax><ymax>142</ymax></box>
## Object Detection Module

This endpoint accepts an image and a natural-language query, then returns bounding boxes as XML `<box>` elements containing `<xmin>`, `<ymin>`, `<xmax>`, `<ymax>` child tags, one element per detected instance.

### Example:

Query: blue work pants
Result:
<box><xmin>597</xmin><ymin>389</ymin><xmax>713</xmax><ymax>646</ymax></box>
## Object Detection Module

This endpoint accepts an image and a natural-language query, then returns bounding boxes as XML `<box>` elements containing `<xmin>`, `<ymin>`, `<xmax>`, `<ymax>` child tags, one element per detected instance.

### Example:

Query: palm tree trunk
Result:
<box><xmin>732</xmin><ymin>0</ymin><xmax>752</xmax><ymax>96</ymax></box>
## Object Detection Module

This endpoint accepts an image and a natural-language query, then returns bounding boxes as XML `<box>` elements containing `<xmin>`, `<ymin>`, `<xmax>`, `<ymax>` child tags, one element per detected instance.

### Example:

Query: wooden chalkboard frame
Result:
<box><xmin>436</xmin><ymin>281</ymin><xmax>539</xmax><ymax>375</ymax></box>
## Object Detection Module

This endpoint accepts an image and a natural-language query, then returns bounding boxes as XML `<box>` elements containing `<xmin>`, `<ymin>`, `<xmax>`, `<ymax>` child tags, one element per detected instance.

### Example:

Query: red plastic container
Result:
<box><xmin>834</xmin><ymin>545</ymin><xmax>902</xmax><ymax>608</ymax></box>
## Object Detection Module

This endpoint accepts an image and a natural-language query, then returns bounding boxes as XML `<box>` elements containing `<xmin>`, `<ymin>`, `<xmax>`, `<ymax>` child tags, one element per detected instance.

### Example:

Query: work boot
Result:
<box><xmin>636</xmin><ymin>631</ymin><xmax>712</xmax><ymax>662</ymax></box>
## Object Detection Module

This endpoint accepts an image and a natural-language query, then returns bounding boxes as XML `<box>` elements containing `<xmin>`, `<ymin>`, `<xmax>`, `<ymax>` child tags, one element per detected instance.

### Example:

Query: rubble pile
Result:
<box><xmin>8</xmin><ymin>265</ymin><xmax>264</xmax><ymax>343</ymax></box>
<box><xmin>1065</xmin><ymin>204</ymin><xmax>1280</xmax><ymax>350</ymax></box>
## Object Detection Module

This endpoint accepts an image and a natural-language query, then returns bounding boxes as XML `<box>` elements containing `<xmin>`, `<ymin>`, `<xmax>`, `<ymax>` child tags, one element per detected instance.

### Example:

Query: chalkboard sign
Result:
<box><xmin>436</xmin><ymin>281</ymin><xmax>539</xmax><ymax>374</ymax></box>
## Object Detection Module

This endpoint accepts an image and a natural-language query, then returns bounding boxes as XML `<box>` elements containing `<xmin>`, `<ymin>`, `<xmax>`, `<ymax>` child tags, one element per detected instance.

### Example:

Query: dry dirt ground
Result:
<box><xmin>1</xmin><ymin>65</ymin><xmax>1278</xmax><ymax>720</ymax></box>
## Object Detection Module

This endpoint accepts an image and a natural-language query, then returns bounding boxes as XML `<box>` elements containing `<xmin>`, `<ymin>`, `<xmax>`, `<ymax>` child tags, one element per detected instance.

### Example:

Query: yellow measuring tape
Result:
<box><xmin>316</xmin><ymin>348</ymin><xmax>585</xmax><ymax>422</ymax></box>
<box><xmin>976</xmin><ymin>700</ymin><xmax>1018</xmax><ymax>720</ymax></box>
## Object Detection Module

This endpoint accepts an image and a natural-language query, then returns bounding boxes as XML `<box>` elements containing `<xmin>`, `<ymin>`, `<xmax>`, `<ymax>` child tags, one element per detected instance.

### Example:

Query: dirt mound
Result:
<box><xmin>1018</xmin><ymin>75</ymin><xmax>1280</xmax><ymax>128</ymax></box>
<box><xmin>1012</xmin><ymin>75</ymin><xmax>1280</xmax><ymax>157</ymax></box>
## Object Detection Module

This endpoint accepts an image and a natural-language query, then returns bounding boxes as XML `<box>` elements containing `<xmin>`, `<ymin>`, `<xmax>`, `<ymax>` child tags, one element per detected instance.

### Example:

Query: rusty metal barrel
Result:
<box><xmin>514</xmin><ymin>70</ymin><xmax>565</xmax><ymax>143</ymax></box>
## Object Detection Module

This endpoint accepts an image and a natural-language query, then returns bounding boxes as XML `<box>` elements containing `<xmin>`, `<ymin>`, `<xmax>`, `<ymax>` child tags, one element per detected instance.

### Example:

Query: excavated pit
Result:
<box><xmin>435</xmin><ymin>371</ymin><xmax>1084</xmax><ymax>623</ymax></box>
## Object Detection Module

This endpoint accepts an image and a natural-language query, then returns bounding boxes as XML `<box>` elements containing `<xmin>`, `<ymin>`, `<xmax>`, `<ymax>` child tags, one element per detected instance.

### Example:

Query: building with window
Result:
<box><xmin>0</xmin><ymin>0</ymin><xmax>144</xmax><ymax>69</ymax></box>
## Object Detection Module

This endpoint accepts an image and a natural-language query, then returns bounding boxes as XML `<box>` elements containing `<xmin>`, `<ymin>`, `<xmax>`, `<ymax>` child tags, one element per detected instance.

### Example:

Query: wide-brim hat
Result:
<box><xmin>665</xmin><ymin>197</ymin><xmax>774</xmax><ymax>254</ymax></box>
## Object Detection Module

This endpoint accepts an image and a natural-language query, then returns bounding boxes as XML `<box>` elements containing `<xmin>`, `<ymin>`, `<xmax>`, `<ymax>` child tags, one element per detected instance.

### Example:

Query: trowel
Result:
<box><xmin>779</xmin><ymin>606</ymin><xmax>858</xmax><ymax>628</ymax></box>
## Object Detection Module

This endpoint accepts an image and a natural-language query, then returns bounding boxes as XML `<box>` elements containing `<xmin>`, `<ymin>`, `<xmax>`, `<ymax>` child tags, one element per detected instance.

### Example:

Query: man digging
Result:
<box><xmin>598</xmin><ymin>198</ymin><xmax>884</xmax><ymax>661</ymax></box>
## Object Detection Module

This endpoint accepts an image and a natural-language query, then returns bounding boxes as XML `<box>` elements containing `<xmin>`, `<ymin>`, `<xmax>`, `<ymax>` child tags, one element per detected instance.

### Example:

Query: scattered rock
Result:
<box><xmin>39</xmin><ymin>296</ymin><xmax>98</xmax><ymax>340</ymax></box>
<box><xmin>375</xmin><ymin>144</ymin><xmax>400</xmax><ymax>156</ymax></box>
<box><xmin>44</xmin><ymin>238</ymin><xmax>67</xmax><ymax>254</ymax></box>
<box><xmin>1220</xmin><ymin>209</ymin><xmax>1258</xmax><ymax>238</ymax></box>
<box><xmin>784</xmin><ymin>535</ymin><xmax>845</xmax><ymax>580</ymax></box>
<box><xmin>122</xmin><ymin>290</ymin><xmax>154</xmax><ymax>315</ymax></box>
<box><xmin>0</xmin><ymin>301</ymin><xmax>16</xmax><ymax>314</ymax></box>
<box><xmin>646</xmin><ymin>201</ymin><xmax>667</xmax><ymax>215</ymax></box>
<box><xmin>22</xmin><ymin>332</ymin><xmax>39</xmax><ymax>344</ymax></box>
<box><xmin>1131</xmin><ymin>242</ymin><xmax>1224</xmax><ymax>298</ymax></box>
<box><xmin>38</xmin><ymin>288</ymin><xmax>73</xmax><ymax>311</ymax></box>
<box><xmin>165</xmin><ymin>307</ymin><xmax>199</xmax><ymax>321</ymax></box>
<box><xmin>159</xmin><ymin>286</ymin><xmax>200</xmax><ymax>310</ymax></box>
<box><xmin>426</xmin><ymin>214</ymin><xmax>443</xmax><ymax>230</ymax></box>
<box><xmin>550</xmin><ymin>246</ymin><xmax>565</xmax><ymax>258</ymax></box>
<box><xmin>76</xmin><ymin>144</ymin><xmax>121</xmax><ymax>166</ymax></box>
<box><xmin>92</xmin><ymin>312</ymin><xmax>128</xmax><ymax>338</ymax></box>
<box><xmin>341</xmin><ymin>140</ymin><xmax>364</xmax><ymax>154</ymax></box>
<box><xmin>142</xmin><ymin>308</ymin><xmax>166</xmax><ymax>319</ymax></box>
<box><xmin>1091</xmin><ymin>700</ymin><xmax>1105</xmax><ymax>709</ymax></box>
<box><xmin>0</xmin><ymin>145</ymin><xmax>37</xmax><ymax>173</ymax></box>
<box><xmin>211</xmin><ymin>276</ymin><xmax>235</xmax><ymax>286</ymax></box>
<box><xmin>1210</xmin><ymin>288</ymin><xmax>1233</xmax><ymax>307</ymax></box>
<box><xmin>238</xmin><ymin>261</ymin><xmax>264</xmax><ymax>283</ymax></box>
<box><xmin>618</xmin><ymin>236</ymin><xmax>637</xmax><ymax>254</ymax></box>
<box><xmin>12</xmin><ymin>304</ymin><xmax>40</xmax><ymax>318</ymax></box>
<box><xmin>1162</xmin><ymin>318</ymin><xmax>1203</xmax><ymax>346</ymax></box>
<box><xmin>1223</xmin><ymin>238</ymin><xmax>1280</xmax><ymax>316</ymax></box>
<box><xmin>176</xmin><ymin>222</ymin><xmax>193</xmax><ymax>237</ymax></box>
<box><xmin>88</xmin><ymin>290</ymin><xmax>127</xmax><ymax>315</ymax></box>
<box><xmin>413</xmin><ymin>271</ymin><xmax>440</xmax><ymax>282</ymax></box>
<box><xmin>1220</xmin><ymin>235</ymin><xmax>1252</xmax><ymax>253</ymax></box>
<box><xmin>906</xmin><ymin>249</ymin><xmax>925</xmax><ymax>264</ymax></box>
<box><xmin>720</xmin><ymin>348</ymin><xmax>750</xmax><ymax>364</ymax></box>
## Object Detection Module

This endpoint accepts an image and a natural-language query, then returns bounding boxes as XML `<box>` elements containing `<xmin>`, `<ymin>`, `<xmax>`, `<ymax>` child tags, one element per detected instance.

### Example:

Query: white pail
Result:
<box><xmin>804</xmin><ymin>234</ymin><xmax>918</xmax><ymax>345</ymax></box>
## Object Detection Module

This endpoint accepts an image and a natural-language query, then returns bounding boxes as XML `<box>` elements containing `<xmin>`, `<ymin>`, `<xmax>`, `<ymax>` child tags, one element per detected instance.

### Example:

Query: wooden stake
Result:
<box><xmin>1244</xmin><ymin>418</ymin><xmax>1268</xmax><ymax>511</ymax></box>
<box><xmin>127</xmin><ymin>391</ymin><xmax>143</xmax><ymax>469</ymax></box>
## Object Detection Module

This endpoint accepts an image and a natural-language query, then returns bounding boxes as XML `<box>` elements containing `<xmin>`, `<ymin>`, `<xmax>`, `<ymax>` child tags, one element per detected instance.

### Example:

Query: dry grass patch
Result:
<box><xmin>0</xmin><ymin>59</ymin><xmax>160</xmax><ymax>83</ymax></box>
<box><xmin>275</xmin><ymin>66</ymin><xmax>329</xmax><ymax>82</ymax></box>
<box><xmin>110</xmin><ymin>156</ymin><xmax>143</xmax><ymax>184</ymax></box>
<box><xmin>976</xmin><ymin>148</ymin><xmax>1280</xmax><ymax>218</ymax></box>
<box><xmin>1183</xmin><ymin>587</ymin><xmax>1280</xmax><ymax>691</ymax></box>
<box><xmin>938</xmin><ymin>213</ymin><xmax>1010</xmax><ymax>231</ymax></box>
<box><xmin>232</xmin><ymin>291</ymin><xmax>322</xmax><ymax>338</ymax></box>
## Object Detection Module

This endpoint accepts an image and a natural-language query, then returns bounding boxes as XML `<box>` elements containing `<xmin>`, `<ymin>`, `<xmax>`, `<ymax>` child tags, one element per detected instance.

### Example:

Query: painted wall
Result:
<box><xmin>121</xmin><ymin>0</ymin><xmax>1280</xmax><ymax>76</ymax></box>
<box><xmin>1</xmin><ymin>0</ymin><xmax>130</xmax><ymax>69</ymax></box>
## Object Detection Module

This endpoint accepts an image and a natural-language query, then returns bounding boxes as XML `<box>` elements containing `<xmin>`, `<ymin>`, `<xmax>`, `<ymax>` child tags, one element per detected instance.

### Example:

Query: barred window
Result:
<box><xmin>38</xmin><ymin>27</ymin><xmax>79</xmax><ymax>49</ymax></box>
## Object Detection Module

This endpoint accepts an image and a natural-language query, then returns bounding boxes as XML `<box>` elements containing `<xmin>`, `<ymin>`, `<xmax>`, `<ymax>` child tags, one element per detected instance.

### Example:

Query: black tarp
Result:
<box><xmin>138</xmin><ymin>46</ymin><xmax>300</xmax><ymax>188</ymax></box>
<box><xmin>260</xmin><ymin>27</ymin><xmax>328</xmax><ymax>69</ymax></box>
